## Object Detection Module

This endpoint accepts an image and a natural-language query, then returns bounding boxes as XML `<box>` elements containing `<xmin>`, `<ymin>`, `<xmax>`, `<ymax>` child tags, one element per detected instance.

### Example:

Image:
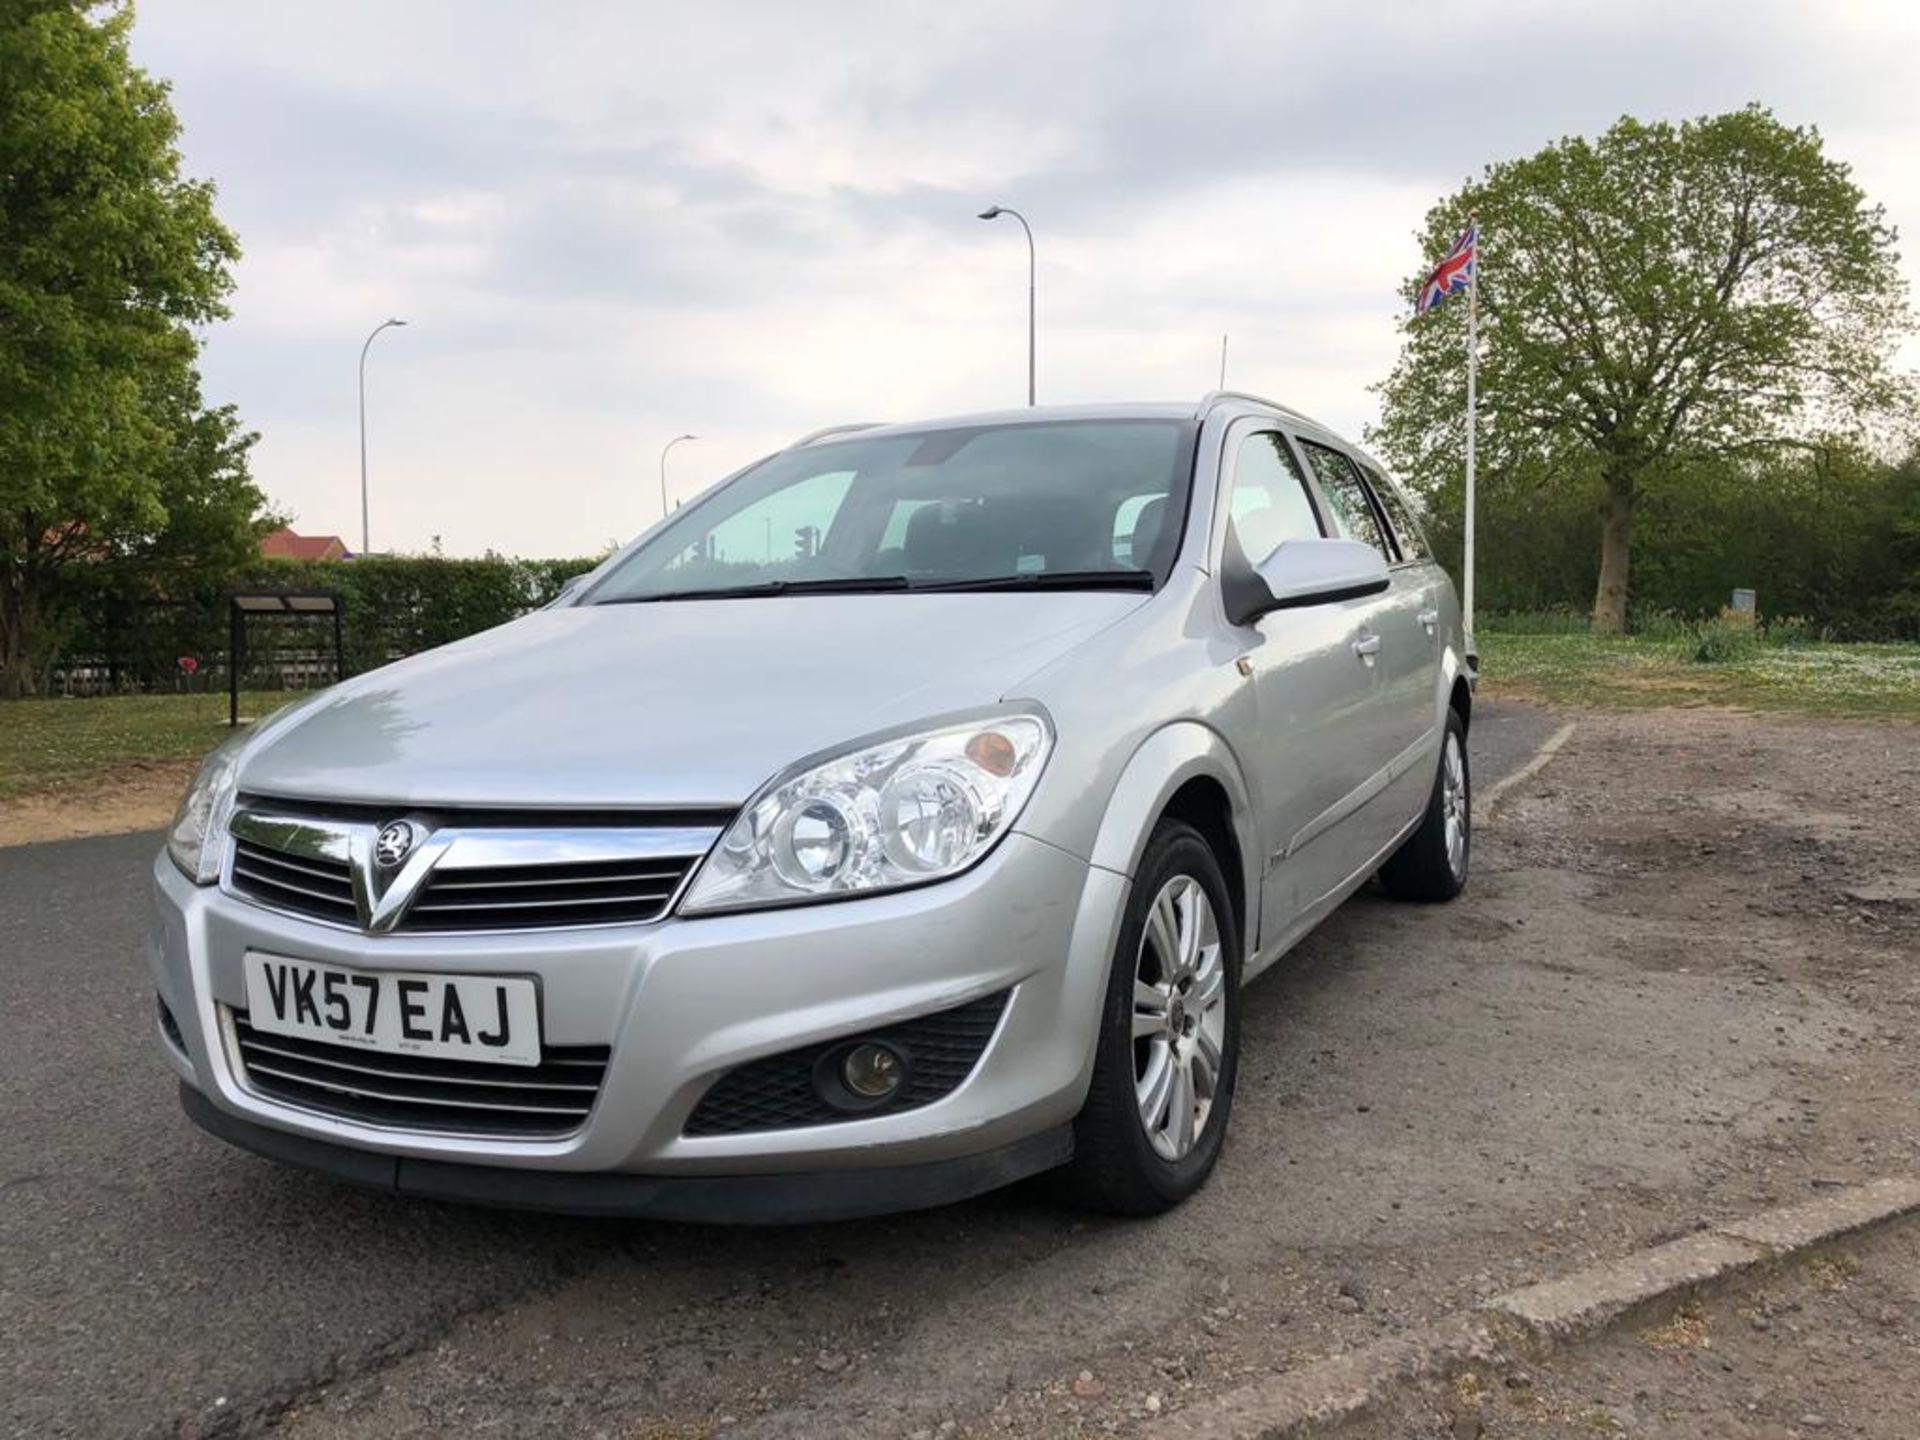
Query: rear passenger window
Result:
<box><xmin>1298</xmin><ymin>441</ymin><xmax>1390</xmax><ymax>559</ymax></box>
<box><xmin>1363</xmin><ymin>465</ymin><xmax>1430</xmax><ymax>563</ymax></box>
<box><xmin>1227</xmin><ymin>433</ymin><xmax>1322</xmax><ymax>564</ymax></box>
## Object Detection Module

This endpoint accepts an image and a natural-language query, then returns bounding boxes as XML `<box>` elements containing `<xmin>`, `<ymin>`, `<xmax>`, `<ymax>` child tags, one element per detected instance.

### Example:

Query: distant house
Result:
<box><xmin>261</xmin><ymin>527</ymin><xmax>351</xmax><ymax>561</ymax></box>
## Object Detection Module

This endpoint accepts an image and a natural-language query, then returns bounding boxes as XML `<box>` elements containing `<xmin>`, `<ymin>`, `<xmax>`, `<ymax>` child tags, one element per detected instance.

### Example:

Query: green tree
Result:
<box><xmin>1372</xmin><ymin>107</ymin><xmax>1914</xmax><ymax>633</ymax></box>
<box><xmin>1887</xmin><ymin>454</ymin><xmax>1920</xmax><ymax>639</ymax></box>
<box><xmin>0</xmin><ymin>0</ymin><xmax>264</xmax><ymax>695</ymax></box>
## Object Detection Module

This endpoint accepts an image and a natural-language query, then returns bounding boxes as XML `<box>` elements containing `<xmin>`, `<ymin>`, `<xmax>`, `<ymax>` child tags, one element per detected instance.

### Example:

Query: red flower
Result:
<box><xmin>178</xmin><ymin>655</ymin><xmax>199</xmax><ymax>675</ymax></box>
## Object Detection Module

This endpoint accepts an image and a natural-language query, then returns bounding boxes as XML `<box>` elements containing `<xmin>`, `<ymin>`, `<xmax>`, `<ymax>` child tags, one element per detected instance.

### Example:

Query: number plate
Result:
<box><xmin>241</xmin><ymin>953</ymin><xmax>541</xmax><ymax>1067</ymax></box>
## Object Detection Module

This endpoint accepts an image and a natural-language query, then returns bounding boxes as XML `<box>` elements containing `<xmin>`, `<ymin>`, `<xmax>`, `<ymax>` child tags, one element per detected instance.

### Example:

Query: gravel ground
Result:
<box><xmin>1350</xmin><ymin>1213</ymin><xmax>1920</xmax><ymax>1439</ymax></box>
<box><xmin>5</xmin><ymin>702</ymin><xmax>1916</xmax><ymax>1440</ymax></box>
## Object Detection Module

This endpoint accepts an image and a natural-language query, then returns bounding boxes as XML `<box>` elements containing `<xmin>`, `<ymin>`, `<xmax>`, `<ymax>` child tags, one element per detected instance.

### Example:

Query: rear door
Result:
<box><xmin>1295</xmin><ymin>439</ymin><xmax>1434</xmax><ymax>860</ymax></box>
<box><xmin>1358</xmin><ymin>460</ymin><xmax>1450</xmax><ymax>821</ymax></box>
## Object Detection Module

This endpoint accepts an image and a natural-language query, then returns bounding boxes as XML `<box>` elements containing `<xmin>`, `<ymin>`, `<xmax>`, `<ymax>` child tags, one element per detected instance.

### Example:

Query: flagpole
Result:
<box><xmin>1463</xmin><ymin>218</ymin><xmax>1478</xmax><ymax>637</ymax></box>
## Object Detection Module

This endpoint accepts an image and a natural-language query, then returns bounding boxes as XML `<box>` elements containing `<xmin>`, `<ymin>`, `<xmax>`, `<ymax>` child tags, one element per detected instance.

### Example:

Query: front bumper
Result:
<box><xmin>151</xmin><ymin>832</ymin><xmax>1127</xmax><ymax>1212</ymax></box>
<box><xmin>179</xmin><ymin>1085</ymin><xmax>1074</xmax><ymax>1222</ymax></box>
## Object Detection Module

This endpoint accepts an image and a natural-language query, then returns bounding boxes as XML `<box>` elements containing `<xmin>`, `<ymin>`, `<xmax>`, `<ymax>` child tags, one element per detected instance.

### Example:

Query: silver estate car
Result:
<box><xmin>153</xmin><ymin>392</ymin><xmax>1474</xmax><ymax>1221</ymax></box>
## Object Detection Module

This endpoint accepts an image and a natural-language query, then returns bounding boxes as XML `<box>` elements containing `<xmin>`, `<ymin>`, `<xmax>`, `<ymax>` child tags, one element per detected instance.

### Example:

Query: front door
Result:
<box><xmin>1216</xmin><ymin>428</ymin><xmax>1387</xmax><ymax>940</ymax></box>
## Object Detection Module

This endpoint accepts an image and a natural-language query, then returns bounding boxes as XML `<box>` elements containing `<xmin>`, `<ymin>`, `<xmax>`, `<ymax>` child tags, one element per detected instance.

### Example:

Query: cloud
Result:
<box><xmin>127</xmin><ymin>0</ymin><xmax>1920</xmax><ymax>557</ymax></box>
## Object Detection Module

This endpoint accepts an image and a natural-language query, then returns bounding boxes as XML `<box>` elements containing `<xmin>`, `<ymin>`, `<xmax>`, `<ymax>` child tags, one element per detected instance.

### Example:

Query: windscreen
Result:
<box><xmin>587</xmin><ymin>418</ymin><xmax>1196</xmax><ymax>602</ymax></box>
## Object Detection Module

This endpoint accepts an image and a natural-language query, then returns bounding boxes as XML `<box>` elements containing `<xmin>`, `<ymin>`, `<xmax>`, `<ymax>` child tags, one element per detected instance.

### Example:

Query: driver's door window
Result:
<box><xmin>1226</xmin><ymin>432</ymin><xmax>1323</xmax><ymax>564</ymax></box>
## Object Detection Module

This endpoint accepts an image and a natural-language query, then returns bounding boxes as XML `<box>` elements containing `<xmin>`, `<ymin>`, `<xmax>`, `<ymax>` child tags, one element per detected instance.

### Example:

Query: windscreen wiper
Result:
<box><xmin>596</xmin><ymin>576</ymin><xmax>913</xmax><ymax>604</ymax></box>
<box><xmin>599</xmin><ymin>570</ymin><xmax>1156</xmax><ymax>602</ymax></box>
<box><xmin>909</xmin><ymin>569</ymin><xmax>1156</xmax><ymax>593</ymax></box>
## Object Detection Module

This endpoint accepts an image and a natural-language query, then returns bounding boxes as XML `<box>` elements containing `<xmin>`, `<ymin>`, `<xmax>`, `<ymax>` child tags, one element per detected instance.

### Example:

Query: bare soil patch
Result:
<box><xmin>0</xmin><ymin>758</ymin><xmax>192</xmax><ymax>848</ymax></box>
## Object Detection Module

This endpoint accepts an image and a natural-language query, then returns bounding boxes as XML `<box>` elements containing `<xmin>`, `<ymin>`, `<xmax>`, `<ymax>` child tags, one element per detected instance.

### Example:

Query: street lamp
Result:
<box><xmin>659</xmin><ymin>434</ymin><xmax>697</xmax><ymax>518</ymax></box>
<box><xmin>358</xmin><ymin>318</ymin><xmax>407</xmax><ymax>555</ymax></box>
<box><xmin>977</xmin><ymin>205</ymin><xmax>1034</xmax><ymax>406</ymax></box>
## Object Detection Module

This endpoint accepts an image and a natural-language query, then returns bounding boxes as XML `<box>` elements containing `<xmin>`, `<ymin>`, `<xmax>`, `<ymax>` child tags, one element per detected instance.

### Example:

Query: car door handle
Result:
<box><xmin>1416</xmin><ymin>608</ymin><xmax>1440</xmax><ymax>633</ymax></box>
<box><xmin>1352</xmin><ymin>634</ymin><xmax>1382</xmax><ymax>661</ymax></box>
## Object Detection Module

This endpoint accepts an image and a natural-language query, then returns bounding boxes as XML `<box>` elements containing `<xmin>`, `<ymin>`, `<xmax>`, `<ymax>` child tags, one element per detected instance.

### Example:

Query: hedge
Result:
<box><xmin>55</xmin><ymin>554</ymin><xmax>600</xmax><ymax>693</ymax></box>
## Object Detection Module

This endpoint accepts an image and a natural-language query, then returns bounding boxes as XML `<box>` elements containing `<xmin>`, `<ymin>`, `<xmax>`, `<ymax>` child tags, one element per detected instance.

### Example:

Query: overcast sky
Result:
<box><xmin>129</xmin><ymin>0</ymin><xmax>1920</xmax><ymax>558</ymax></box>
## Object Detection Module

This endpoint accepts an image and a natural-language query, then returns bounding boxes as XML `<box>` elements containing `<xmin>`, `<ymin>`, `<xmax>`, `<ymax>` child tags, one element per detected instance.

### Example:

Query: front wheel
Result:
<box><xmin>1379</xmin><ymin>706</ymin><xmax>1470</xmax><ymax>902</ymax></box>
<box><xmin>1063</xmin><ymin>820</ymin><xmax>1241</xmax><ymax>1215</ymax></box>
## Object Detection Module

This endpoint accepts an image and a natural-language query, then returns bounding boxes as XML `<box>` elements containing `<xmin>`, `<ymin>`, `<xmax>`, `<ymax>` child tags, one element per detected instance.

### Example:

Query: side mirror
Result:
<box><xmin>1225</xmin><ymin>538</ymin><xmax>1389</xmax><ymax>625</ymax></box>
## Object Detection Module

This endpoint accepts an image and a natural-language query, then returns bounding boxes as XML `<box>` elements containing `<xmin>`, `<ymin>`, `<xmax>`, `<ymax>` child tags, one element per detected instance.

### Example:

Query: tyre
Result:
<box><xmin>1064</xmin><ymin>820</ymin><xmax>1241</xmax><ymax>1215</ymax></box>
<box><xmin>1379</xmin><ymin>706</ymin><xmax>1470</xmax><ymax>903</ymax></box>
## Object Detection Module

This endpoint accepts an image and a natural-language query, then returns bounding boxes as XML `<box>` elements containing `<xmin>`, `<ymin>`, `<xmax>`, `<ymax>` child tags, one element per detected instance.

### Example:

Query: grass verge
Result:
<box><xmin>1480</xmin><ymin>632</ymin><xmax>1920</xmax><ymax>718</ymax></box>
<box><xmin>0</xmin><ymin>692</ymin><xmax>299</xmax><ymax>802</ymax></box>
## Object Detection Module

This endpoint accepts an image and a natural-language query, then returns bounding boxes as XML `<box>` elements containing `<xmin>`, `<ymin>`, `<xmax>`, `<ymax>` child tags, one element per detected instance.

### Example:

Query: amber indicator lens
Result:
<box><xmin>965</xmin><ymin>729</ymin><xmax>1018</xmax><ymax>777</ymax></box>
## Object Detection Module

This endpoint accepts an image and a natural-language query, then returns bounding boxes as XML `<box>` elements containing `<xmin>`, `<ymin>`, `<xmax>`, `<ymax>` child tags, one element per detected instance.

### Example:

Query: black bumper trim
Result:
<box><xmin>180</xmin><ymin>1083</ymin><xmax>1074</xmax><ymax>1224</ymax></box>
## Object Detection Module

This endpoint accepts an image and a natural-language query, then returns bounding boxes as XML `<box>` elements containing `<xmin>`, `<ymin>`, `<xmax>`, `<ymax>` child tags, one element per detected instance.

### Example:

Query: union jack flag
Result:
<box><xmin>1415</xmin><ymin>222</ymin><xmax>1477</xmax><ymax>315</ymax></box>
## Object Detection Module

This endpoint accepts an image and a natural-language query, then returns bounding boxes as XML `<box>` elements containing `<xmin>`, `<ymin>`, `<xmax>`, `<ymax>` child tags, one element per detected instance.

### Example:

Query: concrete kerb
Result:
<box><xmin>1152</xmin><ymin>1178</ymin><xmax>1920</xmax><ymax>1439</ymax></box>
<box><xmin>1478</xmin><ymin>719</ymin><xmax>1577</xmax><ymax>814</ymax></box>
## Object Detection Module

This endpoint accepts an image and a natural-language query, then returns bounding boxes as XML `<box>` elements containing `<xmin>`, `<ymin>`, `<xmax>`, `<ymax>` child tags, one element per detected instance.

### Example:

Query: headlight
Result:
<box><xmin>166</xmin><ymin>733</ymin><xmax>248</xmax><ymax>884</ymax></box>
<box><xmin>681</xmin><ymin>709</ymin><xmax>1053</xmax><ymax>914</ymax></box>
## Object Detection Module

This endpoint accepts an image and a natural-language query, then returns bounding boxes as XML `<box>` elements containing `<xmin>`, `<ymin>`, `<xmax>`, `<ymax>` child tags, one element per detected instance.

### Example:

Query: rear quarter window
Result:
<box><xmin>1362</xmin><ymin>464</ymin><xmax>1432</xmax><ymax>564</ymax></box>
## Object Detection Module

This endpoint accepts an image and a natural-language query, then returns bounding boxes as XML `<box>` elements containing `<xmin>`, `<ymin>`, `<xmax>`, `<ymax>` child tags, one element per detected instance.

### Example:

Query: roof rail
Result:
<box><xmin>786</xmin><ymin>421</ymin><xmax>884</xmax><ymax>449</ymax></box>
<box><xmin>1195</xmin><ymin>390</ymin><xmax>1329</xmax><ymax>431</ymax></box>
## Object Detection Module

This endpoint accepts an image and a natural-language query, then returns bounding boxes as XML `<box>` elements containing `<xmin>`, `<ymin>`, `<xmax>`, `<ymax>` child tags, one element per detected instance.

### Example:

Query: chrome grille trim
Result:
<box><xmin>426</xmin><ymin>864</ymin><xmax>690</xmax><ymax>889</ymax></box>
<box><xmin>408</xmin><ymin>898</ymin><xmax>679</xmax><ymax>917</ymax></box>
<box><xmin>240</xmin><ymin>1062</ymin><xmax>592</xmax><ymax>1118</ymax></box>
<box><xmin>403</xmin><ymin>855</ymin><xmax>691</xmax><ymax>931</ymax></box>
<box><xmin>233</xmin><ymin>846</ymin><xmax>349</xmax><ymax>884</ymax></box>
<box><xmin>230</xmin><ymin>837</ymin><xmax>357</xmax><ymax>922</ymax></box>
<box><xmin>223</xmin><ymin>807</ymin><xmax>722</xmax><ymax>934</ymax></box>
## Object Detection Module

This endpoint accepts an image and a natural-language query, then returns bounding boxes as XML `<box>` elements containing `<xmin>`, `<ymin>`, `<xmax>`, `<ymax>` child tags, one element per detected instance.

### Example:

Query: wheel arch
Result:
<box><xmin>1436</xmin><ymin>638</ymin><xmax>1472</xmax><ymax>736</ymax></box>
<box><xmin>1084</xmin><ymin>722</ymin><xmax>1260</xmax><ymax>959</ymax></box>
<box><xmin>1158</xmin><ymin>777</ymin><xmax>1247</xmax><ymax>958</ymax></box>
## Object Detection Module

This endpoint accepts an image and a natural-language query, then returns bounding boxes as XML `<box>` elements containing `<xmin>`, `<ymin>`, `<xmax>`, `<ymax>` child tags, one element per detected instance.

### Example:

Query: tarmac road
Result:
<box><xmin>2</xmin><ymin>701</ymin><xmax>1569</xmax><ymax>1438</ymax></box>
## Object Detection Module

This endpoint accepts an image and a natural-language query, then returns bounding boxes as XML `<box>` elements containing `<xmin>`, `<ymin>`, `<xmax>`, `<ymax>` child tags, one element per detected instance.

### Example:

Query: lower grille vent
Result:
<box><xmin>232</xmin><ymin>1012</ymin><xmax>609</xmax><ymax>1137</ymax></box>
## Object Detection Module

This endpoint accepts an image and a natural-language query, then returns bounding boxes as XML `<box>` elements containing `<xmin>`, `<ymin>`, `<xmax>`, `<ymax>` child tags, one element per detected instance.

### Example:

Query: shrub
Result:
<box><xmin>1687</xmin><ymin>618</ymin><xmax>1762</xmax><ymax>664</ymax></box>
<box><xmin>1763</xmin><ymin>616</ymin><xmax>1818</xmax><ymax>648</ymax></box>
<box><xmin>1627</xmin><ymin>608</ymin><xmax>1697</xmax><ymax>641</ymax></box>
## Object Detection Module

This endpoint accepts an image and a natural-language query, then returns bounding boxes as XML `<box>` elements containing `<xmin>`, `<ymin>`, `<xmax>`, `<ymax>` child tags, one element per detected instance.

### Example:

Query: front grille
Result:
<box><xmin>230</xmin><ymin>838</ymin><xmax>357</xmax><ymax>925</ymax></box>
<box><xmin>224</xmin><ymin>805</ymin><xmax>719</xmax><ymax>934</ymax></box>
<box><xmin>231</xmin><ymin>1011</ymin><xmax>609</xmax><ymax>1137</ymax></box>
<box><xmin>684</xmin><ymin>989</ymin><xmax>1011</xmax><ymax>1136</ymax></box>
<box><xmin>400</xmin><ymin>856</ymin><xmax>694</xmax><ymax>931</ymax></box>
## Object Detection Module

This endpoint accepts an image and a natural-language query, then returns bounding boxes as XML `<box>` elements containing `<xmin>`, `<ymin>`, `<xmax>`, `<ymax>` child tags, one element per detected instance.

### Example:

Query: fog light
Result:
<box><xmin>842</xmin><ymin>1042</ymin><xmax>905</xmax><ymax>1099</ymax></box>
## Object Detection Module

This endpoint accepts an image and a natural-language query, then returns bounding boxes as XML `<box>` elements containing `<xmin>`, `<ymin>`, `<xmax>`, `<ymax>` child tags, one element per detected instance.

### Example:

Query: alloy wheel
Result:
<box><xmin>1130</xmin><ymin>875</ymin><xmax>1227</xmax><ymax>1161</ymax></box>
<box><xmin>1443</xmin><ymin>730</ymin><xmax>1468</xmax><ymax>880</ymax></box>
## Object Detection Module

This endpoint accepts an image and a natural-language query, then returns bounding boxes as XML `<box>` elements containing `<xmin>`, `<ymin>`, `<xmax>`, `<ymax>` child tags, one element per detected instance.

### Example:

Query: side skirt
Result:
<box><xmin>1243</xmin><ymin>789</ymin><xmax>1428</xmax><ymax>985</ymax></box>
